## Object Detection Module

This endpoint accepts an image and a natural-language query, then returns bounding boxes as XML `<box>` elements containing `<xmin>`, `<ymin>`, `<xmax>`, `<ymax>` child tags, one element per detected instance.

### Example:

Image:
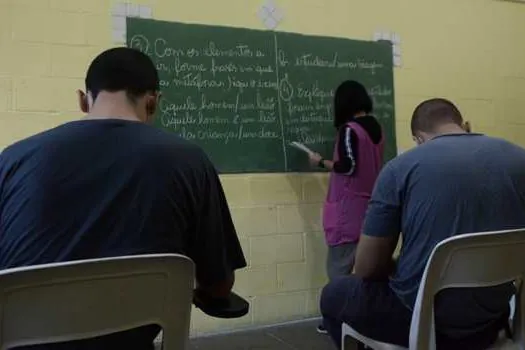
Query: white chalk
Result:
<box><xmin>289</xmin><ymin>141</ymin><xmax>314</xmax><ymax>155</ymax></box>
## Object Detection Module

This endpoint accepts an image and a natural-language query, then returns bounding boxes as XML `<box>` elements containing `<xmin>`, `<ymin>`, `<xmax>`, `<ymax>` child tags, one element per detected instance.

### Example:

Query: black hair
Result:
<box><xmin>333</xmin><ymin>80</ymin><xmax>373</xmax><ymax>128</ymax></box>
<box><xmin>85</xmin><ymin>47</ymin><xmax>159</xmax><ymax>103</ymax></box>
<box><xmin>411</xmin><ymin>98</ymin><xmax>463</xmax><ymax>135</ymax></box>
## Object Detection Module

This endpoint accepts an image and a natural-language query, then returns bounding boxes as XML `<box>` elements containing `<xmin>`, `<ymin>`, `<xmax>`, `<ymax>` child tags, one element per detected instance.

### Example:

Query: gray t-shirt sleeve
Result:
<box><xmin>362</xmin><ymin>162</ymin><xmax>401</xmax><ymax>237</ymax></box>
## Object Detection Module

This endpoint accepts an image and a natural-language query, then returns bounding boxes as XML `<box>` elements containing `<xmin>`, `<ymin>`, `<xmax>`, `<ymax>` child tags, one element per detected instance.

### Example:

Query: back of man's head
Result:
<box><xmin>85</xmin><ymin>47</ymin><xmax>159</xmax><ymax>103</ymax></box>
<box><xmin>411</xmin><ymin>98</ymin><xmax>463</xmax><ymax>135</ymax></box>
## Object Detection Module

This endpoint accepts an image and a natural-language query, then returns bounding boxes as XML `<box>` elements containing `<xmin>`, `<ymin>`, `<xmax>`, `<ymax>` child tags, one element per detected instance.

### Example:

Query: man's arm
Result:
<box><xmin>354</xmin><ymin>235</ymin><xmax>399</xmax><ymax>279</ymax></box>
<box><xmin>354</xmin><ymin>162</ymin><xmax>401</xmax><ymax>280</ymax></box>
<box><xmin>463</xmin><ymin>121</ymin><xmax>472</xmax><ymax>133</ymax></box>
<box><xmin>188</xmin><ymin>155</ymin><xmax>246</xmax><ymax>300</ymax></box>
<box><xmin>198</xmin><ymin>273</ymin><xmax>235</xmax><ymax>299</ymax></box>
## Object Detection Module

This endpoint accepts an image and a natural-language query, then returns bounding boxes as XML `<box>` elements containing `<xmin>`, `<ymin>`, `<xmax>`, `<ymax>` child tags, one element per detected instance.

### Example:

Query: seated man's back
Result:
<box><xmin>0</xmin><ymin>119</ymin><xmax>229</xmax><ymax>267</ymax></box>
<box><xmin>0</xmin><ymin>48</ymin><xmax>246</xmax><ymax>350</ymax></box>
<box><xmin>321</xmin><ymin>98</ymin><xmax>521</xmax><ymax>349</ymax></box>
<box><xmin>392</xmin><ymin>130</ymin><xmax>521</xmax><ymax>337</ymax></box>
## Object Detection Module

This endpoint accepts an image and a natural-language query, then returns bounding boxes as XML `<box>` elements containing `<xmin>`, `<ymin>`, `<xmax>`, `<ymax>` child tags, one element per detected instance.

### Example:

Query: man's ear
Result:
<box><xmin>413</xmin><ymin>133</ymin><xmax>425</xmax><ymax>145</ymax></box>
<box><xmin>77</xmin><ymin>90</ymin><xmax>89</xmax><ymax>113</ymax></box>
<box><xmin>463</xmin><ymin>121</ymin><xmax>472</xmax><ymax>133</ymax></box>
<box><xmin>145</xmin><ymin>92</ymin><xmax>160</xmax><ymax>117</ymax></box>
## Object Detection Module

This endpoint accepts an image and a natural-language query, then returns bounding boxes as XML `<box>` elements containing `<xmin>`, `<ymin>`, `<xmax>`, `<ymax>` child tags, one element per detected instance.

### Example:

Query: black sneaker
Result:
<box><xmin>316</xmin><ymin>324</ymin><xmax>328</xmax><ymax>334</ymax></box>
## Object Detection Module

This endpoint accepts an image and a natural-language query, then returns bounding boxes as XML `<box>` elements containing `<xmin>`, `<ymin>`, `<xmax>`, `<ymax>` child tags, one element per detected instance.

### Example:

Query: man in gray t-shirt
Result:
<box><xmin>321</xmin><ymin>98</ymin><xmax>520</xmax><ymax>349</ymax></box>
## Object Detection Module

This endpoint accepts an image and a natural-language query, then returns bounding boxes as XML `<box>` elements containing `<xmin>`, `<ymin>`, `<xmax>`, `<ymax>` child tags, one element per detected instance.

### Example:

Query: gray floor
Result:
<box><xmin>188</xmin><ymin>320</ymin><xmax>342</xmax><ymax>350</ymax></box>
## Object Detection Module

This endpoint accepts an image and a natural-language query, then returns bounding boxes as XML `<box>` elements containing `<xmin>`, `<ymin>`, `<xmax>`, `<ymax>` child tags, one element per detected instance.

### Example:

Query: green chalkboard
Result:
<box><xmin>127</xmin><ymin>18</ymin><xmax>396</xmax><ymax>173</ymax></box>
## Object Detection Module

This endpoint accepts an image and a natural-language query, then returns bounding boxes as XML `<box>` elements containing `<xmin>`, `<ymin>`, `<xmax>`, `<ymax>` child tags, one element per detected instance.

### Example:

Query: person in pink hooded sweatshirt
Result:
<box><xmin>308</xmin><ymin>80</ymin><xmax>384</xmax><ymax>334</ymax></box>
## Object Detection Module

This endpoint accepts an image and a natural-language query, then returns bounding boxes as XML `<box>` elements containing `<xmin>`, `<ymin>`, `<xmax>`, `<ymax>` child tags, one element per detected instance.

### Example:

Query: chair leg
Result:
<box><xmin>356</xmin><ymin>341</ymin><xmax>368</xmax><ymax>350</ymax></box>
<box><xmin>343</xmin><ymin>335</ymin><xmax>368</xmax><ymax>350</ymax></box>
<box><xmin>505</xmin><ymin>320</ymin><xmax>513</xmax><ymax>339</ymax></box>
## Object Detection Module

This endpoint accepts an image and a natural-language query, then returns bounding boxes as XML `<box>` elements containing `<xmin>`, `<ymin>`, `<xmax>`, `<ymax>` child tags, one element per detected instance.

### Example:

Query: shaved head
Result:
<box><xmin>411</xmin><ymin>98</ymin><xmax>463</xmax><ymax>135</ymax></box>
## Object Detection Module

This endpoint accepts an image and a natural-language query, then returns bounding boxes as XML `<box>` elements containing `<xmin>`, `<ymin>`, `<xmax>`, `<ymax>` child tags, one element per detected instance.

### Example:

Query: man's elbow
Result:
<box><xmin>354</xmin><ymin>260</ymin><xmax>395</xmax><ymax>280</ymax></box>
<box><xmin>354</xmin><ymin>260</ymin><xmax>394</xmax><ymax>280</ymax></box>
<box><xmin>353</xmin><ymin>265</ymin><xmax>379</xmax><ymax>280</ymax></box>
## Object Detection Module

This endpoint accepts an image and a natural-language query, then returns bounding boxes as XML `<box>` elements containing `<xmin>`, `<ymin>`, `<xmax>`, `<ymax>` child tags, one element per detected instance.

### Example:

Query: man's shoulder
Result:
<box><xmin>1</xmin><ymin>120</ymin><xmax>209</xmax><ymax>169</ymax></box>
<box><xmin>481</xmin><ymin>135</ymin><xmax>525</xmax><ymax>153</ymax></box>
<box><xmin>0</xmin><ymin>126</ymin><xmax>61</xmax><ymax>162</ymax></box>
<box><xmin>377</xmin><ymin>143</ymin><xmax>442</xmax><ymax>182</ymax></box>
<box><xmin>2</xmin><ymin>120</ymin><xmax>107</xmax><ymax>156</ymax></box>
<box><xmin>144</xmin><ymin>126</ymin><xmax>202</xmax><ymax>152</ymax></box>
<box><xmin>390</xmin><ymin>134</ymin><xmax>512</xmax><ymax>162</ymax></box>
<box><xmin>137</xmin><ymin>126</ymin><xmax>209</xmax><ymax>162</ymax></box>
<box><xmin>130</xmin><ymin>124</ymin><xmax>215</xmax><ymax>174</ymax></box>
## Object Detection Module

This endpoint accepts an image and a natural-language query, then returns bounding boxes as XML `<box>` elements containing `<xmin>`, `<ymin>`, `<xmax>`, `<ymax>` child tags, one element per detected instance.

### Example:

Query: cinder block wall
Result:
<box><xmin>1</xmin><ymin>0</ymin><xmax>524</xmax><ymax>336</ymax></box>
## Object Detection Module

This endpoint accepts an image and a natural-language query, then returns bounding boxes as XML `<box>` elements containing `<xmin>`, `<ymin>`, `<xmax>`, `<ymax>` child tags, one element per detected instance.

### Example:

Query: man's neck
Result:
<box><xmin>83</xmin><ymin>94</ymin><xmax>143</xmax><ymax>122</ymax></box>
<box><xmin>431</xmin><ymin>123</ymin><xmax>467</xmax><ymax>138</ymax></box>
<box><xmin>84</xmin><ymin>106</ymin><xmax>141</xmax><ymax>122</ymax></box>
<box><xmin>83</xmin><ymin>113</ymin><xmax>141</xmax><ymax>122</ymax></box>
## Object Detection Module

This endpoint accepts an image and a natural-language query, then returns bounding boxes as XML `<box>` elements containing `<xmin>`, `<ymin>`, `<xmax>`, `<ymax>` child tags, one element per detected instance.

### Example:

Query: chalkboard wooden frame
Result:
<box><xmin>127</xmin><ymin>18</ymin><xmax>396</xmax><ymax>174</ymax></box>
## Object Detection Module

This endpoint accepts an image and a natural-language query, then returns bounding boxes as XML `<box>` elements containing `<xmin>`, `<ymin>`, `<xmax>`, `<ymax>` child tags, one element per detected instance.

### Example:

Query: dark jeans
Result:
<box><xmin>321</xmin><ymin>276</ymin><xmax>411</xmax><ymax>348</ymax></box>
<box><xmin>320</xmin><ymin>275</ymin><xmax>509</xmax><ymax>350</ymax></box>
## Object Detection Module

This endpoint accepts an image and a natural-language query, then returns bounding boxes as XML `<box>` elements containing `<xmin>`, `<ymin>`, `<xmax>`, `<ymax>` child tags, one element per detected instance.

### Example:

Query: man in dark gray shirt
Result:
<box><xmin>0</xmin><ymin>47</ymin><xmax>247</xmax><ymax>350</ymax></box>
<box><xmin>321</xmin><ymin>98</ymin><xmax>521</xmax><ymax>349</ymax></box>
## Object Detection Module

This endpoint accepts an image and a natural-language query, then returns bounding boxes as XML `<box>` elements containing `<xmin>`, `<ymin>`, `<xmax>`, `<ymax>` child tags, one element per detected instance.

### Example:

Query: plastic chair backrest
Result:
<box><xmin>409</xmin><ymin>229</ymin><xmax>525</xmax><ymax>350</ymax></box>
<box><xmin>0</xmin><ymin>254</ymin><xmax>195</xmax><ymax>350</ymax></box>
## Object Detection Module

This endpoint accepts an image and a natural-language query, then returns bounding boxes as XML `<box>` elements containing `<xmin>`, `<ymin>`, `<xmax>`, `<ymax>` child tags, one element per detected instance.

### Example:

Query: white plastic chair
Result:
<box><xmin>343</xmin><ymin>228</ymin><xmax>525</xmax><ymax>350</ymax></box>
<box><xmin>0</xmin><ymin>254</ymin><xmax>195</xmax><ymax>350</ymax></box>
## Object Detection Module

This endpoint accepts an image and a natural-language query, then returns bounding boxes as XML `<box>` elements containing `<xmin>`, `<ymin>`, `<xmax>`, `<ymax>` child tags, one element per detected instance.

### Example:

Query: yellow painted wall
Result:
<box><xmin>1</xmin><ymin>0</ymin><xmax>525</xmax><ymax>336</ymax></box>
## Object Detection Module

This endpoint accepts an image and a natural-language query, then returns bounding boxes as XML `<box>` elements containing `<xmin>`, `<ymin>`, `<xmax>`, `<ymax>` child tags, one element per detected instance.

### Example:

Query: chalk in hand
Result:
<box><xmin>289</xmin><ymin>141</ymin><xmax>315</xmax><ymax>155</ymax></box>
